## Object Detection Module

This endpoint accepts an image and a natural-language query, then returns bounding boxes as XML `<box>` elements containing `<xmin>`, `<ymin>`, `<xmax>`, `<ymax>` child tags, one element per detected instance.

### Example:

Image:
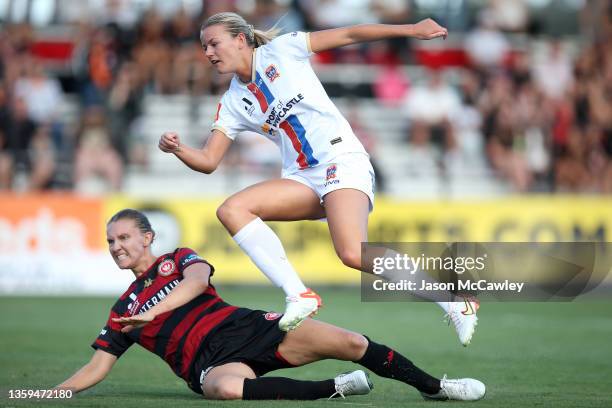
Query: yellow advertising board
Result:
<box><xmin>103</xmin><ymin>196</ymin><xmax>612</xmax><ymax>284</ymax></box>
<box><xmin>2</xmin><ymin>194</ymin><xmax>608</xmax><ymax>292</ymax></box>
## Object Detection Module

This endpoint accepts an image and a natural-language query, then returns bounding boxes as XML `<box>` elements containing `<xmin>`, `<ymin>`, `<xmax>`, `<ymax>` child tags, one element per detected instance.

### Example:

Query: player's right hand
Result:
<box><xmin>159</xmin><ymin>132</ymin><xmax>181</xmax><ymax>153</ymax></box>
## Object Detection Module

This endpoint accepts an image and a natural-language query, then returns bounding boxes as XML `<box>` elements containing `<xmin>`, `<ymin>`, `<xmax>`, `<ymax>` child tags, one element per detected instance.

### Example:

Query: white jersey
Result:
<box><xmin>211</xmin><ymin>31</ymin><xmax>367</xmax><ymax>176</ymax></box>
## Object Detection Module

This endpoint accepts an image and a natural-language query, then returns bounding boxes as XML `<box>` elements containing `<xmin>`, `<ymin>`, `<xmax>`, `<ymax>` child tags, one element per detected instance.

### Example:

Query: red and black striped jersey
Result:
<box><xmin>92</xmin><ymin>248</ymin><xmax>238</xmax><ymax>381</ymax></box>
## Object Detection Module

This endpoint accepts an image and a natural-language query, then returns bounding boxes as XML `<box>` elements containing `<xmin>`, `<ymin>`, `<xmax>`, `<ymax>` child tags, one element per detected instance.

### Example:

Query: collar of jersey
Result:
<box><xmin>135</xmin><ymin>254</ymin><xmax>164</xmax><ymax>281</ymax></box>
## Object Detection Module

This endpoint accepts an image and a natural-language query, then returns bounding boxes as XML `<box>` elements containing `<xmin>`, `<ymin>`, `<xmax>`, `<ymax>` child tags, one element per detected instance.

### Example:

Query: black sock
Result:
<box><xmin>354</xmin><ymin>336</ymin><xmax>441</xmax><ymax>395</ymax></box>
<box><xmin>242</xmin><ymin>377</ymin><xmax>335</xmax><ymax>400</ymax></box>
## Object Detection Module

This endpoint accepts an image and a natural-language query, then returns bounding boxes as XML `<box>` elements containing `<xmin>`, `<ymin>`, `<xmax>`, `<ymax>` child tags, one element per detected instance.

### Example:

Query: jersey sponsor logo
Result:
<box><xmin>261</xmin><ymin>123</ymin><xmax>274</xmax><ymax>135</ymax></box>
<box><xmin>265</xmin><ymin>64</ymin><xmax>280</xmax><ymax>82</ymax></box>
<box><xmin>242</xmin><ymin>97</ymin><xmax>255</xmax><ymax>116</ymax></box>
<box><xmin>127</xmin><ymin>298</ymin><xmax>141</xmax><ymax>316</ymax></box>
<box><xmin>138</xmin><ymin>278</ymin><xmax>180</xmax><ymax>314</ymax></box>
<box><xmin>264</xmin><ymin>312</ymin><xmax>282</xmax><ymax>321</ymax></box>
<box><xmin>158</xmin><ymin>259</ymin><xmax>176</xmax><ymax>277</ymax></box>
<box><xmin>324</xmin><ymin>164</ymin><xmax>340</xmax><ymax>187</ymax></box>
<box><xmin>180</xmin><ymin>253</ymin><xmax>203</xmax><ymax>267</ymax></box>
<box><xmin>265</xmin><ymin>94</ymin><xmax>304</xmax><ymax>128</ymax></box>
<box><xmin>326</xmin><ymin>164</ymin><xmax>337</xmax><ymax>180</ymax></box>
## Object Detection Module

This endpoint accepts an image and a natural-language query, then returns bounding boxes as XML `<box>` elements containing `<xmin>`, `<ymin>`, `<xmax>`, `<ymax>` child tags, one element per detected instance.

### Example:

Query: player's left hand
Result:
<box><xmin>112</xmin><ymin>312</ymin><xmax>155</xmax><ymax>333</ymax></box>
<box><xmin>411</xmin><ymin>18</ymin><xmax>448</xmax><ymax>40</ymax></box>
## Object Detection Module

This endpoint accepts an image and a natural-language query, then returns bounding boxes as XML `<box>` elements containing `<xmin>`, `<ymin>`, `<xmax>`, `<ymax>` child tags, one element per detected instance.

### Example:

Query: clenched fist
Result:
<box><xmin>411</xmin><ymin>18</ymin><xmax>448</xmax><ymax>40</ymax></box>
<box><xmin>159</xmin><ymin>132</ymin><xmax>181</xmax><ymax>153</ymax></box>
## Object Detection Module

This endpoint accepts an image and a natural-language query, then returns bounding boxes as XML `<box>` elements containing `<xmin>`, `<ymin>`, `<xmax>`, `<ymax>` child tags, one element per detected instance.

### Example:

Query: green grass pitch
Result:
<box><xmin>1</xmin><ymin>286</ymin><xmax>611</xmax><ymax>407</ymax></box>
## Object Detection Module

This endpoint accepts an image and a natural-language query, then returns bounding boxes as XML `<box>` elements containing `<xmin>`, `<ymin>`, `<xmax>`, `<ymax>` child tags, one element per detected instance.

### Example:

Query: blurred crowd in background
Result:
<box><xmin>0</xmin><ymin>0</ymin><xmax>611</xmax><ymax>194</ymax></box>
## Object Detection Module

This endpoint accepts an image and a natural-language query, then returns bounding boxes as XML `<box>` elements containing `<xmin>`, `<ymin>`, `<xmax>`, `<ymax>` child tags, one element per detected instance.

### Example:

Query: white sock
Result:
<box><xmin>232</xmin><ymin>217</ymin><xmax>307</xmax><ymax>297</ymax></box>
<box><xmin>381</xmin><ymin>249</ymin><xmax>458</xmax><ymax>313</ymax></box>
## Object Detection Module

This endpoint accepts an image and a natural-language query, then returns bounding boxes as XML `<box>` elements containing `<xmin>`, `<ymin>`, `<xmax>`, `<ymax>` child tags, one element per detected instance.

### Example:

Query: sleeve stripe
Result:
<box><xmin>95</xmin><ymin>339</ymin><xmax>110</xmax><ymax>348</ymax></box>
<box><xmin>305</xmin><ymin>32</ymin><xmax>313</xmax><ymax>54</ymax></box>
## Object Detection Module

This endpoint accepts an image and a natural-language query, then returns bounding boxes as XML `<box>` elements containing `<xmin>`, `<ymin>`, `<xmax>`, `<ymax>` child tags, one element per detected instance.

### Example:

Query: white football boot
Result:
<box><xmin>421</xmin><ymin>375</ymin><xmax>486</xmax><ymax>401</ymax></box>
<box><xmin>329</xmin><ymin>370</ymin><xmax>374</xmax><ymax>399</ymax></box>
<box><xmin>278</xmin><ymin>288</ymin><xmax>322</xmax><ymax>331</ymax></box>
<box><xmin>445</xmin><ymin>296</ymin><xmax>479</xmax><ymax>346</ymax></box>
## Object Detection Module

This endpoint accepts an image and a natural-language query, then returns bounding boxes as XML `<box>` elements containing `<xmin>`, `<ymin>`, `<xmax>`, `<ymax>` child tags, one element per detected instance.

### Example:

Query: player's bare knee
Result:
<box><xmin>208</xmin><ymin>380</ymin><xmax>242</xmax><ymax>400</ymax></box>
<box><xmin>219</xmin><ymin>384</ymin><xmax>242</xmax><ymax>400</ymax></box>
<box><xmin>345</xmin><ymin>332</ymin><xmax>369</xmax><ymax>359</ymax></box>
<box><xmin>337</xmin><ymin>248</ymin><xmax>362</xmax><ymax>270</ymax></box>
<box><xmin>216</xmin><ymin>199</ymin><xmax>249</xmax><ymax>225</ymax></box>
<box><xmin>216</xmin><ymin>201</ymin><xmax>232</xmax><ymax>224</ymax></box>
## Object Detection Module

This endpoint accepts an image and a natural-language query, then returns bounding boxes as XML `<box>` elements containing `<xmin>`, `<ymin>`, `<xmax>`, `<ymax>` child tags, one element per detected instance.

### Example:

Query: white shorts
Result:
<box><xmin>283</xmin><ymin>152</ymin><xmax>375</xmax><ymax>211</ymax></box>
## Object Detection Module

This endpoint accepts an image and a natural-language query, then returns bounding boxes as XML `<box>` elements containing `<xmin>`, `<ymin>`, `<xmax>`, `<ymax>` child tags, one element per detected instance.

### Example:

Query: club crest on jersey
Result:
<box><xmin>261</xmin><ymin>123</ymin><xmax>274</xmax><ymax>135</ymax></box>
<box><xmin>265</xmin><ymin>64</ymin><xmax>280</xmax><ymax>82</ymax></box>
<box><xmin>326</xmin><ymin>164</ymin><xmax>337</xmax><ymax>181</ymax></box>
<box><xmin>264</xmin><ymin>312</ymin><xmax>282</xmax><ymax>321</ymax></box>
<box><xmin>158</xmin><ymin>259</ymin><xmax>175</xmax><ymax>277</ymax></box>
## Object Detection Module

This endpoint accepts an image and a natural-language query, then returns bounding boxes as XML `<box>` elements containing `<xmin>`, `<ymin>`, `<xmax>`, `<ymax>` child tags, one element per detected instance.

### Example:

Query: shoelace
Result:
<box><xmin>328</xmin><ymin>373</ymin><xmax>357</xmax><ymax>400</ymax></box>
<box><xmin>329</xmin><ymin>384</ymin><xmax>347</xmax><ymax>400</ymax></box>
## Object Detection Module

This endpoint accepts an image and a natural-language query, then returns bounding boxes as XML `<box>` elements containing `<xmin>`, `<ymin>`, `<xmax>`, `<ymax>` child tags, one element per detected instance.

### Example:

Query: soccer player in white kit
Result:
<box><xmin>159</xmin><ymin>12</ymin><xmax>479</xmax><ymax>345</ymax></box>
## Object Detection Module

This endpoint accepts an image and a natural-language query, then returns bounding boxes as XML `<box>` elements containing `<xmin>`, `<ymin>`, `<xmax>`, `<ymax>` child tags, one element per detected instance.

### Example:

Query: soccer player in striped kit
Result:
<box><xmin>55</xmin><ymin>209</ymin><xmax>485</xmax><ymax>401</ymax></box>
<box><xmin>158</xmin><ymin>12</ymin><xmax>479</xmax><ymax>345</ymax></box>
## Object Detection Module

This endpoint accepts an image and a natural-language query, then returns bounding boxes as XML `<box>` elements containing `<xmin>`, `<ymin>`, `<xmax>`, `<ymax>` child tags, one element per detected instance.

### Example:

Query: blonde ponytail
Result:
<box><xmin>252</xmin><ymin>27</ymin><xmax>280</xmax><ymax>47</ymax></box>
<box><xmin>202</xmin><ymin>12</ymin><xmax>280</xmax><ymax>48</ymax></box>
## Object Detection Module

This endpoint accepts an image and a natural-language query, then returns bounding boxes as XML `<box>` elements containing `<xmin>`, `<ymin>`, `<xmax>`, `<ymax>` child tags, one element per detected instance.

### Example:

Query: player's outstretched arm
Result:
<box><xmin>158</xmin><ymin>129</ymin><xmax>233</xmax><ymax>174</ymax></box>
<box><xmin>309</xmin><ymin>18</ymin><xmax>447</xmax><ymax>53</ymax></box>
<box><xmin>54</xmin><ymin>350</ymin><xmax>117</xmax><ymax>393</ymax></box>
<box><xmin>112</xmin><ymin>263</ymin><xmax>212</xmax><ymax>333</ymax></box>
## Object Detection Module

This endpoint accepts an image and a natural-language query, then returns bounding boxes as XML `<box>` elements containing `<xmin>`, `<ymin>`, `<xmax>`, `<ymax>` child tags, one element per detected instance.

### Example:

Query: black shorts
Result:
<box><xmin>187</xmin><ymin>308</ymin><xmax>293</xmax><ymax>395</ymax></box>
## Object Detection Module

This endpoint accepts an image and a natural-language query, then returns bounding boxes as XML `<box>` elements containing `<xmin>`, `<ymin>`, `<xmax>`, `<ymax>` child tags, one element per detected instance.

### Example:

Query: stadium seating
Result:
<box><xmin>122</xmin><ymin>92</ymin><xmax>511</xmax><ymax>198</ymax></box>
